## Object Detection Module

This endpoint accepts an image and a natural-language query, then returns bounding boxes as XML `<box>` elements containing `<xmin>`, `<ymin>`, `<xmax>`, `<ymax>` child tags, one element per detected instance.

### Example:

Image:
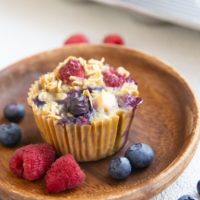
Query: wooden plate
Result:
<box><xmin>0</xmin><ymin>45</ymin><xmax>199</xmax><ymax>200</ymax></box>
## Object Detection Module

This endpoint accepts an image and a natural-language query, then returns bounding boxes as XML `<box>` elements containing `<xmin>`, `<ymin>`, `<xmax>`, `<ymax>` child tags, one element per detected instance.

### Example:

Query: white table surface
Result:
<box><xmin>0</xmin><ymin>0</ymin><xmax>200</xmax><ymax>199</ymax></box>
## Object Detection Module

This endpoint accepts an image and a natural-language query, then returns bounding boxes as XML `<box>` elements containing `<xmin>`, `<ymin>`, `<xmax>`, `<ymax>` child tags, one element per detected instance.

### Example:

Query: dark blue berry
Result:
<box><xmin>197</xmin><ymin>180</ymin><xmax>200</xmax><ymax>195</ymax></box>
<box><xmin>64</xmin><ymin>91</ymin><xmax>91</xmax><ymax>116</ymax></box>
<box><xmin>125</xmin><ymin>143</ymin><xmax>154</xmax><ymax>169</ymax></box>
<box><xmin>0</xmin><ymin>123</ymin><xmax>22</xmax><ymax>147</ymax></box>
<box><xmin>33</xmin><ymin>96</ymin><xmax>45</xmax><ymax>108</ymax></box>
<box><xmin>58</xmin><ymin>115</ymin><xmax>89</xmax><ymax>125</ymax></box>
<box><xmin>88</xmin><ymin>86</ymin><xmax>103</xmax><ymax>92</ymax></box>
<box><xmin>108</xmin><ymin>157</ymin><xmax>132</xmax><ymax>180</ymax></box>
<box><xmin>117</xmin><ymin>95</ymin><xmax>142</xmax><ymax>108</ymax></box>
<box><xmin>177</xmin><ymin>195</ymin><xmax>196</xmax><ymax>200</ymax></box>
<box><xmin>4</xmin><ymin>103</ymin><xmax>25</xmax><ymax>123</ymax></box>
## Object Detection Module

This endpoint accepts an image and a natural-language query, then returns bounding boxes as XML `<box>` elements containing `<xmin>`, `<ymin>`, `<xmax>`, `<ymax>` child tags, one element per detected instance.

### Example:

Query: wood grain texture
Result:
<box><xmin>0</xmin><ymin>45</ymin><xmax>199</xmax><ymax>200</ymax></box>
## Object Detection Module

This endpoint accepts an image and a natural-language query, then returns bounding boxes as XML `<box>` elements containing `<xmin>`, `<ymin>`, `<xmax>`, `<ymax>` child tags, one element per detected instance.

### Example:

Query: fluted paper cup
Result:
<box><xmin>28</xmin><ymin>82</ymin><xmax>135</xmax><ymax>162</ymax></box>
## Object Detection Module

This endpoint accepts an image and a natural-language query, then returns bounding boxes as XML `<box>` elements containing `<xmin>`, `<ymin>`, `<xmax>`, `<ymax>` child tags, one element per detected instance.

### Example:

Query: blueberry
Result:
<box><xmin>64</xmin><ymin>91</ymin><xmax>91</xmax><ymax>116</ymax></box>
<box><xmin>0</xmin><ymin>123</ymin><xmax>22</xmax><ymax>147</ymax></box>
<box><xmin>177</xmin><ymin>195</ymin><xmax>196</xmax><ymax>200</ymax></box>
<box><xmin>58</xmin><ymin>115</ymin><xmax>89</xmax><ymax>125</ymax></box>
<box><xmin>117</xmin><ymin>95</ymin><xmax>143</xmax><ymax>108</ymax></box>
<box><xmin>4</xmin><ymin>103</ymin><xmax>25</xmax><ymax>123</ymax></box>
<box><xmin>33</xmin><ymin>96</ymin><xmax>45</xmax><ymax>108</ymax></box>
<box><xmin>125</xmin><ymin>143</ymin><xmax>154</xmax><ymax>169</ymax></box>
<box><xmin>197</xmin><ymin>180</ymin><xmax>200</xmax><ymax>195</ymax></box>
<box><xmin>108</xmin><ymin>157</ymin><xmax>132</xmax><ymax>180</ymax></box>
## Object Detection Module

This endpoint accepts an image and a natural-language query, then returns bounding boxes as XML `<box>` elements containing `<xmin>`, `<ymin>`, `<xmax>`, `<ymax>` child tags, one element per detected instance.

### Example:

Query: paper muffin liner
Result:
<box><xmin>28</xmin><ymin>82</ymin><xmax>136</xmax><ymax>162</ymax></box>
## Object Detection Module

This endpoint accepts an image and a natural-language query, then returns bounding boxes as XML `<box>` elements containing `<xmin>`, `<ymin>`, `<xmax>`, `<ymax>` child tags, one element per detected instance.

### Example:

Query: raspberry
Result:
<box><xmin>45</xmin><ymin>154</ymin><xmax>86</xmax><ymax>193</ymax></box>
<box><xmin>9</xmin><ymin>144</ymin><xmax>56</xmax><ymax>181</ymax></box>
<box><xmin>64</xmin><ymin>34</ymin><xmax>89</xmax><ymax>45</ymax></box>
<box><xmin>76</xmin><ymin>116</ymin><xmax>89</xmax><ymax>124</ymax></box>
<box><xmin>59</xmin><ymin>59</ymin><xmax>85</xmax><ymax>84</ymax></box>
<box><xmin>103</xmin><ymin>34</ymin><xmax>124</xmax><ymax>45</ymax></box>
<box><xmin>103</xmin><ymin>68</ymin><xmax>126</xmax><ymax>87</ymax></box>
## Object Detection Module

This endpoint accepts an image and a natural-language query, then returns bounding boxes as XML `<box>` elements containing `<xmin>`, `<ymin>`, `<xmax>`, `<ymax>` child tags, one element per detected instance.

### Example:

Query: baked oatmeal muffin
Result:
<box><xmin>27</xmin><ymin>56</ymin><xmax>142</xmax><ymax>161</ymax></box>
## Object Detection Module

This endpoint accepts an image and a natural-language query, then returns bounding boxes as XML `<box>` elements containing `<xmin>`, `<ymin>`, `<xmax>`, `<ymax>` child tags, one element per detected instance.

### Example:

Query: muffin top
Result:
<box><xmin>29</xmin><ymin>56</ymin><xmax>142</xmax><ymax>124</ymax></box>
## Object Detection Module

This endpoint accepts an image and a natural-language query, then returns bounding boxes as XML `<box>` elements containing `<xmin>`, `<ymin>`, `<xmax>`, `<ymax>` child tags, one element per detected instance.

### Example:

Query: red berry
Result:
<box><xmin>64</xmin><ymin>34</ymin><xmax>89</xmax><ymax>45</ymax></box>
<box><xmin>103</xmin><ymin>68</ymin><xmax>126</xmax><ymax>87</ymax></box>
<box><xmin>9</xmin><ymin>144</ymin><xmax>56</xmax><ymax>181</ymax></box>
<box><xmin>45</xmin><ymin>154</ymin><xmax>86</xmax><ymax>193</ymax></box>
<box><xmin>103</xmin><ymin>34</ymin><xmax>124</xmax><ymax>45</ymax></box>
<box><xmin>59</xmin><ymin>59</ymin><xmax>85</xmax><ymax>84</ymax></box>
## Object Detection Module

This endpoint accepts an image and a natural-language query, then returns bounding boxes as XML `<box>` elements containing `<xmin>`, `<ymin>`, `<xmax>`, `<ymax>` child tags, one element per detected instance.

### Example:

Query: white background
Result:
<box><xmin>0</xmin><ymin>0</ymin><xmax>200</xmax><ymax>199</ymax></box>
